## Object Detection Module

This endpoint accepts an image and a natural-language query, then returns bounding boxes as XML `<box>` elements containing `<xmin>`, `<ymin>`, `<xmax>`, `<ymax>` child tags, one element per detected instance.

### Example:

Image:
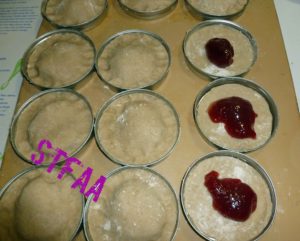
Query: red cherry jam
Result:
<box><xmin>205</xmin><ymin>38</ymin><xmax>234</xmax><ymax>68</ymax></box>
<box><xmin>204</xmin><ymin>170</ymin><xmax>257</xmax><ymax>222</ymax></box>
<box><xmin>208</xmin><ymin>96</ymin><xmax>257</xmax><ymax>139</ymax></box>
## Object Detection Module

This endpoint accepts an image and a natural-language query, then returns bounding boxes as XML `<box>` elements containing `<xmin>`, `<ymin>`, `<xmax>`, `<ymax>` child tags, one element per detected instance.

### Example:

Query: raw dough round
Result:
<box><xmin>25</xmin><ymin>31</ymin><xmax>95</xmax><ymax>88</ymax></box>
<box><xmin>44</xmin><ymin>0</ymin><xmax>107</xmax><ymax>27</ymax></box>
<box><xmin>95</xmin><ymin>90</ymin><xmax>179</xmax><ymax>165</ymax></box>
<box><xmin>12</xmin><ymin>90</ymin><xmax>93</xmax><ymax>164</ymax></box>
<box><xmin>187</xmin><ymin>0</ymin><xmax>248</xmax><ymax>17</ymax></box>
<box><xmin>0</xmin><ymin>168</ymin><xmax>83</xmax><ymax>241</ymax></box>
<box><xmin>97</xmin><ymin>31</ymin><xmax>170</xmax><ymax>89</ymax></box>
<box><xmin>85</xmin><ymin>167</ymin><xmax>178</xmax><ymax>241</ymax></box>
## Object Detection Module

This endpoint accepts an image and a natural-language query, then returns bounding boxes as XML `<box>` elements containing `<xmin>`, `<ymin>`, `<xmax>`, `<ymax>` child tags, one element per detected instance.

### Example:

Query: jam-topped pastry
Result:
<box><xmin>205</xmin><ymin>38</ymin><xmax>234</xmax><ymax>68</ymax></box>
<box><xmin>184</xmin><ymin>21</ymin><xmax>256</xmax><ymax>78</ymax></box>
<box><xmin>195</xmin><ymin>82</ymin><xmax>274</xmax><ymax>152</ymax></box>
<box><xmin>208</xmin><ymin>96</ymin><xmax>257</xmax><ymax>139</ymax></box>
<box><xmin>181</xmin><ymin>153</ymin><xmax>275</xmax><ymax>241</ymax></box>
<box><xmin>204</xmin><ymin>170</ymin><xmax>257</xmax><ymax>221</ymax></box>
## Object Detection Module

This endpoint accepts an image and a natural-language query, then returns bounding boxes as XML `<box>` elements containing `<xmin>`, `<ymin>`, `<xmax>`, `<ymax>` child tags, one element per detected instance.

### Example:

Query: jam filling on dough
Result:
<box><xmin>204</xmin><ymin>170</ymin><xmax>257</xmax><ymax>222</ymax></box>
<box><xmin>205</xmin><ymin>38</ymin><xmax>234</xmax><ymax>68</ymax></box>
<box><xmin>208</xmin><ymin>96</ymin><xmax>257</xmax><ymax>139</ymax></box>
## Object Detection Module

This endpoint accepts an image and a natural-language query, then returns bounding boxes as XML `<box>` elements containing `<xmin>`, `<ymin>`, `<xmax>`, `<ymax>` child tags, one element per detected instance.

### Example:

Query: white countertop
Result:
<box><xmin>274</xmin><ymin>0</ymin><xmax>300</xmax><ymax>112</ymax></box>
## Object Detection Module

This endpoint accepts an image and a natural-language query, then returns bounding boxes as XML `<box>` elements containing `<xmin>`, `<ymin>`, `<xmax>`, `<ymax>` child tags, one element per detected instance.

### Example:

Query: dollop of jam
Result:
<box><xmin>205</xmin><ymin>38</ymin><xmax>234</xmax><ymax>68</ymax></box>
<box><xmin>204</xmin><ymin>170</ymin><xmax>257</xmax><ymax>222</ymax></box>
<box><xmin>208</xmin><ymin>96</ymin><xmax>257</xmax><ymax>139</ymax></box>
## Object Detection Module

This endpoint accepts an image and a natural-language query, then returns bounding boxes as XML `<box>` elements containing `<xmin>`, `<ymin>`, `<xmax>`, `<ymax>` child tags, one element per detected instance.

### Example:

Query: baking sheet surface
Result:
<box><xmin>1</xmin><ymin>0</ymin><xmax>300</xmax><ymax>240</ymax></box>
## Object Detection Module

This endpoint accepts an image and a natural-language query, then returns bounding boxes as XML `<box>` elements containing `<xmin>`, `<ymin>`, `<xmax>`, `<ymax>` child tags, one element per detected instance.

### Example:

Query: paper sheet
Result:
<box><xmin>274</xmin><ymin>0</ymin><xmax>300</xmax><ymax>112</ymax></box>
<box><xmin>0</xmin><ymin>0</ymin><xmax>43</xmax><ymax>167</ymax></box>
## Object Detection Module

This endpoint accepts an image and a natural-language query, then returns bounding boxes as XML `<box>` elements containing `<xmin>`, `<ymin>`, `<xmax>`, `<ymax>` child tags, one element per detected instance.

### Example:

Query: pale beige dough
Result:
<box><xmin>195</xmin><ymin>84</ymin><xmax>273</xmax><ymax>152</ymax></box>
<box><xmin>86</xmin><ymin>168</ymin><xmax>178</xmax><ymax>241</ymax></box>
<box><xmin>0</xmin><ymin>168</ymin><xmax>83</xmax><ymax>241</ymax></box>
<box><xmin>182</xmin><ymin>155</ymin><xmax>274</xmax><ymax>241</ymax></box>
<box><xmin>96</xmin><ymin>92</ymin><xmax>179</xmax><ymax>165</ymax></box>
<box><xmin>120</xmin><ymin>0</ymin><xmax>176</xmax><ymax>12</ymax></box>
<box><xmin>45</xmin><ymin>0</ymin><xmax>106</xmax><ymax>26</ymax></box>
<box><xmin>111</xmin><ymin>180</ymin><xmax>166</xmax><ymax>239</ymax></box>
<box><xmin>188</xmin><ymin>0</ymin><xmax>248</xmax><ymax>16</ymax></box>
<box><xmin>13</xmin><ymin>91</ymin><xmax>93</xmax><ymax>164</ymax></box>
<box><xmin>185</xmin><ymin>24</ymin><xmax>255</xmax><ymax>77</ymax></box>
<box><xmin>97</xmin><ymin>32</ymin><xmax>169</xmax><ymax>89</ymax></box>
<box><xmin>26</xmin><ymin>32</ymin><xmax>94</xmax><ymax>88</ymax></box>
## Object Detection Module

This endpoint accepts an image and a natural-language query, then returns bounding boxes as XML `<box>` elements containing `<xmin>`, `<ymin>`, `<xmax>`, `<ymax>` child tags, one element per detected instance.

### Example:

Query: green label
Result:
<box><xmin>0</xmin><ymin>58</ymin><xmax>22</xmax><ymax>91</ymax></box>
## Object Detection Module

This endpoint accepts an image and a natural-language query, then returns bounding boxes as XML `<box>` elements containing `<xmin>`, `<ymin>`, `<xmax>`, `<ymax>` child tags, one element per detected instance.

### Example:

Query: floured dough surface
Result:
<box><xmin>87</xmin><ymin>168</ymin><xmax>178</xmax><ymax>241</ymax></box>
<box><xmin>185</xmin><ymin>24</ymin><xmax>255</xmax><ymax>77</ymax></box>
<box><xmin>195</xmin><ymin>84</ymin><xmax>273</xmax><ymax>152</ymax></box>
<box><xmin>182</xmin><ymin>155</ymin><xmax>273</xmax><ymax>241</ymax></box>
<box><xmin>0</xmin><ymin>168</ymin><xmax>83</xmax><ymax>241</ymax></box>
<box><xmin>26</xmin><ymin>32</ymin><xmax>94</xmax><ymax>88</ymax></box>
<box><xmin>44</xmin><ymin>0</ymin><xmax>106</xmax><ymax>26</ymax></box>
<box><xmin>97</xmin><ymin>32</ymin><xmax>169</xmax><ymax>89</ymax></box>
<box><xmin>96</xmin><ymin>92</ymin><xmax>179</xmax><ymax>165</ymax></box>
<box><xmin>120</xmin><ymin>0</ymin><xmax>176</xmax><ymax>13</ymax></box>
<box><xmin>13</xmin><ymin>91</ymin><xmax>93</xmax><ymax>164</ymax></box>
<box><xmin>187</xmin><ymin>0</ymin><xmax>248</xmax><ymax>16</ymax></box>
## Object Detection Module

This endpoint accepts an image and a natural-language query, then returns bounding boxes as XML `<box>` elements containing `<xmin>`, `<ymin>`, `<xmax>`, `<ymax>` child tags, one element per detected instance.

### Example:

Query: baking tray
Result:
<box><xmin>1</xmin><ymin>0</ymin><xmax>300</xmax><ymax>240</ymax></box>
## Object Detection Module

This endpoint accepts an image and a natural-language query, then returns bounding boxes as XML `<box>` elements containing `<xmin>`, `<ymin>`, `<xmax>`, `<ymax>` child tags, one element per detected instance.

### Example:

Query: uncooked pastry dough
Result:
<box><xmin>26</xmin><ymin>32</ymin><xmax>94</xmax><ymax>88</ymax></box>
<box><xmin>187</xmin><ymin>0</ymin><xmax>248</xmax><ymax>16</ymax></box>
<box><xmin>86</xmin><ymin>168</ymin><xmax>178</xmax><ymax>241</ymax></box>
<box><xmin>0</xmin><ymin>168</ymin><xmax>83</xmax><ymax>241</ymax></box>
<box><xmin>119</xmin><ymin>0</ymin><xmax>176</xmax><ymax>13</ymax></box>
<box><xmin>97</xmin><ymin>32</ymin><xmax>169</xmax><ymax>89</ymax></box>
<box><xmin>195</xmin><ymin>83</ymin><xmax>273</xmax><ymax>152</ymax></box>
<box><xmin>185</xmin><ymin>24</ymin><xmax>255</xmax><ymax>77</ymax></box>
<box><xmin>44</xmin><ymin>0</ymin><xmax>106</xmax><ymax>26</ymax></box>
<box><xmin>96</xmin><ymin>91</ymin><xmax>179</xmax><ymax>165</ymax></box>
<box><xmin>182</xmin><ymin>155</ymin><xmax>274</xmax><ymax>241</ymax></box>
<box><xmin>13</xmin><ymin>90</ymin><xmax>93</xmax><ymax>164</ymax></box>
